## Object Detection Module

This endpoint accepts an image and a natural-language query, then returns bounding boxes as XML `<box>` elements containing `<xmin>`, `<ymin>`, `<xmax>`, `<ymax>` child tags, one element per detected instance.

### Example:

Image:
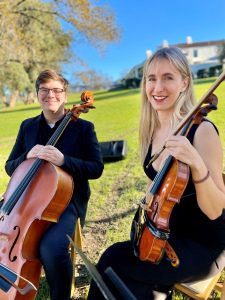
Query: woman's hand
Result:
<box><xmin>165</xmin><ymin>123</ymin><xmax>225</xmax><ymax>219</ymax></box>
<box><xmin>165</xmin><ymin>135</ymin><xmax>202</xmax><ymax>170</ymax></box>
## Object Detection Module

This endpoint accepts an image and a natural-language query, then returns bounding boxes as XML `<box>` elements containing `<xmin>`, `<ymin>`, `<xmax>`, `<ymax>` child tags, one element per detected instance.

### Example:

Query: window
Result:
<box><xmin>193</xmin><ymin>49</ymin><xmax>198</xmax><ymax>57</ymax></box>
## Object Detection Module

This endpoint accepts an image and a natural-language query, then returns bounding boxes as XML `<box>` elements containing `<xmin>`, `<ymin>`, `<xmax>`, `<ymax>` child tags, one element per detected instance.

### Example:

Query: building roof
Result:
<box><xmin>173</xmin><ymin>39</ymin><xmax>225</xmax><ymax>48</ymax></box>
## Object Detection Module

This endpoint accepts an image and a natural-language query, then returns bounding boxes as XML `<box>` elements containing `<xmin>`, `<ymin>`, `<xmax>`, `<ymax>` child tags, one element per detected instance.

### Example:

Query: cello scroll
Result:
<box><xmin>69</xmin><ymin>91</ymin><xmax>95</xmax><ymax>120</ymax></box>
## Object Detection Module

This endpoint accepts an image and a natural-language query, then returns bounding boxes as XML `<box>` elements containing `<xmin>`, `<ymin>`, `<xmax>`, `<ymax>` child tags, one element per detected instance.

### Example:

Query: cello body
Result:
<box><xmin>0</xmin><ymin>158</ymin><xmax>73</xmax><ymax>299</ymax></box>
<box><xmin>0</xmin><ymin>91</ymin><xmax>94</xmax><ymax>299</ymax></box>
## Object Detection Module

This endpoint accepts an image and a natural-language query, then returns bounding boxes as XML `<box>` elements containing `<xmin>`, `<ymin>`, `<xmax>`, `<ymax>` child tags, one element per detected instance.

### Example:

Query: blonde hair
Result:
<box><xmin>139</xmin><ymin>47</ymin><xmax>196</xmax><ymax>163</ymax></box>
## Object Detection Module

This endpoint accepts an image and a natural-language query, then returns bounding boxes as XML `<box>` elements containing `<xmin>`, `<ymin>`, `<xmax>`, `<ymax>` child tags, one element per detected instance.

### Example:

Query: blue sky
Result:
<box><xmin>65</xmin><ymin>0</ymin><xmax>225</xmax><ymax>82</ymax></box>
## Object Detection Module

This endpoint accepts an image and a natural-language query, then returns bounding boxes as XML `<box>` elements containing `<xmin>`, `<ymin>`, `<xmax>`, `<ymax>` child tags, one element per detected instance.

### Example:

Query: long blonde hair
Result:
<box><xmin>139</xmin><ymin>47</ymin><xmax>196</xmax><ymax>163</ymax></box>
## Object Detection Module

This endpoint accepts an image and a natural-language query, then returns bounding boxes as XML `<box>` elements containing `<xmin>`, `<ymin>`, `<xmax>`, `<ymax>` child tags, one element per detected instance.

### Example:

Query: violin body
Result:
<box><xmin>139</xmin><ymin>228</ymin><xmax>166</xmax><ymax>263</ymax></box>
<box><xmin>0</xmin><ymin>159</ymin><xmax>73</xmax><ymax>299</ymax></box>
<box><xmin>138</xmin><ymin>159</ymin><xmax>189</xmax><ymax>263</ymax></box>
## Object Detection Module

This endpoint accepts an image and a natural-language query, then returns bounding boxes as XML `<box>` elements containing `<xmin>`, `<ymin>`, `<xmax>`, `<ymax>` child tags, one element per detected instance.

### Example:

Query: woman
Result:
<box><xmin>87</xmin><ymin>47</ymin><xmax>225</xmax><ymax>300</ymax></box>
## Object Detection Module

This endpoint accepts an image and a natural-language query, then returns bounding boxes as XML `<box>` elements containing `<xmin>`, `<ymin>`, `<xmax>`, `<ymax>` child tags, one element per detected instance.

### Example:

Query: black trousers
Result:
<box><xmin>87</xmin><ymin>238</ymin><xmax>225</xmax><ymax>300</ymax></box>
<box><xmin>39</xmin><ymin>202</ymin><xmax>78</xmax><ymax>300</ymax></box>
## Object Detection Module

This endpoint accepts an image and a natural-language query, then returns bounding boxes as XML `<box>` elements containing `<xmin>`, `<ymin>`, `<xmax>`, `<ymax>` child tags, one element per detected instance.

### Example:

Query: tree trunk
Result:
<box><xmin>0</xmin><ymin>95</ymin><xmax>8</xmax><ymax>107</ymax></box>
<box><xmin>9</xmin><ymin>90</ymin><xmax>19</xmax><ymax>107</ymax></box>
<box><xmin>24</xmin><ymin>91</ymin><xmax>36</xmax><ymax>104</ymax></box>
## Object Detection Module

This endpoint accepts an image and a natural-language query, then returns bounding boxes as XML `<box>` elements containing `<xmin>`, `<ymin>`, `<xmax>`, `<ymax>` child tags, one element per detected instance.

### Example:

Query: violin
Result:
<box><xmin>131</xmin><ymin>71</ymin><xmax>225</xmax><ymax>267</ymax></box>
<box><xmin>0</xmin><ymin>91</ymin><xmax>94</xmax><ymax>299</ymax></box>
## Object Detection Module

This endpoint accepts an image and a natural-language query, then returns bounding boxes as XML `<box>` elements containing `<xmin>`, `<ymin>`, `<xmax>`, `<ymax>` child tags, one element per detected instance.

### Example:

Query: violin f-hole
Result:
<box><xmin>152</xmin><ymin>201</ymin><xmax>159</xmax><ymax>222</ymax></box>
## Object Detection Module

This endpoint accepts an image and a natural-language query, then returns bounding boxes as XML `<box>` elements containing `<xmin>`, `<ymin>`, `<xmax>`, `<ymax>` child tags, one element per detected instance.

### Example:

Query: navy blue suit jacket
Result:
<box><xmin>5</xmin><ymin>114</ymin><xmax>104</xmax><ymax>225</ymax></box>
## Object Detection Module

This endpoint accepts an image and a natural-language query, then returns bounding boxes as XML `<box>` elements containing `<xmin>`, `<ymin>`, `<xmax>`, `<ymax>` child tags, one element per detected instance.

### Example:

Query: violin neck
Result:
<box><xmin>146</xmin><ymin>119</ymin><xmax>194</xmax><ymax>203</ymax></box>
<box><xmin>173</xmin><ymin>70</ymin><xmax>225</xmax><ymax>136</ymax></box>
<box><xmin>149</xmin><ymin>156</ymin><xmax>173</xmax><ymax>195</ymax></box>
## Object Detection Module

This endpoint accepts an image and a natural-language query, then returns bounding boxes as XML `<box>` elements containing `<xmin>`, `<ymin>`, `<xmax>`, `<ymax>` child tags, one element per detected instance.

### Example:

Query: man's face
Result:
<box><xmin>37</xmin><ymin>80</ymin><xmax>67</xmax><ymax>115</ymax></box>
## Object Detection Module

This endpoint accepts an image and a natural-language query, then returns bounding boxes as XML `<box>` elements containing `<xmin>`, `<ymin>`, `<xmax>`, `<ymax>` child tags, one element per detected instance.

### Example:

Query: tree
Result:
<box><xmin>74</xmin><ymin>69</ymin><xmax>113</xmax><ymax>90</ymax></box>
<box><xmin>0</xmin><ymin>0</ymin><xmax>120</xmax><ymax>106</ymax></box>
<box><xmin>0</xmin><ymin>0</ymin><xmax>73</xmax><ymax>106</ymax></box>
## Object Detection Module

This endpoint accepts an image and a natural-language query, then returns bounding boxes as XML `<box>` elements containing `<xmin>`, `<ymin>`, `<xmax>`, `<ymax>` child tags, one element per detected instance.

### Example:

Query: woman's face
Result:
<box><xmin>145</xmin><ymin>58</ymin><xmax>188</xmax><ymax>114</ymax></box>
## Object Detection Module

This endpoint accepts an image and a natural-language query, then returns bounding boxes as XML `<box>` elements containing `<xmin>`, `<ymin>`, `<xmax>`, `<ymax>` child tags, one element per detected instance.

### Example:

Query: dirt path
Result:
<box><xmin>72</xmin><ymin>158</ymin><xmax>144</xmax><ymax>299</ymax></box>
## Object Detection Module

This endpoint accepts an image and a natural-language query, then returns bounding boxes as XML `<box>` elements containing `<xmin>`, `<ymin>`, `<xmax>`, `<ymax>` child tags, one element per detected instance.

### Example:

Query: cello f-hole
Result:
<box><xmin>9</xmin><ymin>226</ymin><xmax>20</xmax><ymax>262</ymax></box>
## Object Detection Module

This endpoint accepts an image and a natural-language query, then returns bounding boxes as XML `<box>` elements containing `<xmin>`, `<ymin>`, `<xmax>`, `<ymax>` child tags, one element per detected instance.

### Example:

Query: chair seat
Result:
<box><xmin>176</xmin><ymin>273</ymin><xmax>221</xmax><ymax>293</ymax></box>
<box><xmin>174</xmin><ymin>269</ymin><xmax>224</xmax><ymax>300</ymax></box>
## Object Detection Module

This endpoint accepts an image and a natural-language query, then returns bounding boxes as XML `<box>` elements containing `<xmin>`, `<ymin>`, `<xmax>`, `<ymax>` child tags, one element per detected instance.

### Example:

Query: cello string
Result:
<box><xmin>2</xmin><ymin>159</ymin><xmax>39</xmax><ymax>213</ymax></box>
<box><xmin>2</xmin><ymin>112</ymin><xmax>72</xmax><ymax>214</ymax></box>
<box><xmin>47</xmin><ymin>112</ymin><xmax>72</xmax><ymax>146</ymax></box>
<box><xmin>3</xmin><ymin>103</ymin><xmax>89</xmax><ymax>214</ymax></box>
<box><xmin>3</xmin><ymin>159</ymin><xmax>42</xmax><ymax>214</ymax></box>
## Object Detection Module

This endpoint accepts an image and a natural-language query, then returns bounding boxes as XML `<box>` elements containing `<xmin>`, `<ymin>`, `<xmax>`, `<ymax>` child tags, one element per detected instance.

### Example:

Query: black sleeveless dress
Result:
<box><xmin>143</xmin><ymin>120</ymin><xmax>225</xmax><ymax>251</ymax></box>
<box><xmin>87</xmin><ymin>120</ymin><xmax>225</xmax><ymax>300</ymax></box>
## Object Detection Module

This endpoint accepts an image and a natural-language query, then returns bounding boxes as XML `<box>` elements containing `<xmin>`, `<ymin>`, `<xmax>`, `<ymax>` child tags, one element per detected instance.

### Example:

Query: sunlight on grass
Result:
<box><xmin>0</xmin><ymin>81</ymin><xmax>224</xmax><ymax>299</ymax></box>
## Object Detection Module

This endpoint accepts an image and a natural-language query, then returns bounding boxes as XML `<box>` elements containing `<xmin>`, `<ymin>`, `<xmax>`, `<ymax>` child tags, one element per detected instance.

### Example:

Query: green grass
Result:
<box><xmin>0</xmin><ymin>81</ymin><xmax>225</xmax><ymax>299</ymax></box>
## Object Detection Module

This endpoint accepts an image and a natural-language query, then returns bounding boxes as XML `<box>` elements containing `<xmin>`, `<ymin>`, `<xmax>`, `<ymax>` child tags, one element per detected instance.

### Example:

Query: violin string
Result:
<box><xmin>144</xmin><ymin>119</ymin><xmax>193</xmax><ymax>207</ymax></box>
<box><xmin>149</xmin><ymin>156</ymin><xmax>173</xmax><ymax>196</ymax></box>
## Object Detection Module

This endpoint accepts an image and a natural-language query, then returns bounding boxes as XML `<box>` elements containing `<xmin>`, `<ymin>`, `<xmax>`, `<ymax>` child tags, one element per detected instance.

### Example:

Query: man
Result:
<box><xmin>5</xmin><ymin>69</ymin><xmax>104</xmax><ymax>300</ymax></box>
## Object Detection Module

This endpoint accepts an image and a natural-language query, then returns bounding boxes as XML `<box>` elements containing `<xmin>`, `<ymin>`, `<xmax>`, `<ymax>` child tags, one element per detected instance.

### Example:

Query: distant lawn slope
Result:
<box><xmin>0</xmin><ymin>79</ymin><xmax>224</xmax><ymax>299</ymax></box>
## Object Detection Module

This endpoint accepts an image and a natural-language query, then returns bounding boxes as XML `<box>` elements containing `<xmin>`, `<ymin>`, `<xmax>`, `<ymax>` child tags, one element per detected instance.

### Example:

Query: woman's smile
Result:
<box><xmin>152</xmin><ymin>95</ymin><xmax>168</xmax><ymax>102</ymax></box>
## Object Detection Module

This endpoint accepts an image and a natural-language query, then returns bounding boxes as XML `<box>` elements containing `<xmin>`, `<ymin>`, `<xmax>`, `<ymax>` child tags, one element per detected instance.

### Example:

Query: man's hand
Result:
<box><xmin>27</xmin><ymin>145</ymin><xmax>64</xmax><ymax>166</ymax></box>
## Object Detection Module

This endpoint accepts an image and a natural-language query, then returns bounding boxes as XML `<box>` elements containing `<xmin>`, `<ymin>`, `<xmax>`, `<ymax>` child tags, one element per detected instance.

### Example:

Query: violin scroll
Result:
<box><xmin>192</xmin><ymin>93</ymin><xmax>218</xmax><ymax>123</ymax></box>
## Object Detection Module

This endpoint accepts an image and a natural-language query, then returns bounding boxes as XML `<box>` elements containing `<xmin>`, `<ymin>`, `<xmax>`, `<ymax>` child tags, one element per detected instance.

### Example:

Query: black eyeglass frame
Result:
<box><xmin>38</xmin><ymin>88</ymin><xmax>65</xmax><ymax>95</ymax></box>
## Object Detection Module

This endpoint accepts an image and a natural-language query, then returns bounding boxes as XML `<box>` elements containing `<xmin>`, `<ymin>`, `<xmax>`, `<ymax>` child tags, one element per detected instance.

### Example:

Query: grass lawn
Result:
<box><xmin>0</xmin><ymin>78</ymin><xmax>224</xmax><ymax>299</ymax></box>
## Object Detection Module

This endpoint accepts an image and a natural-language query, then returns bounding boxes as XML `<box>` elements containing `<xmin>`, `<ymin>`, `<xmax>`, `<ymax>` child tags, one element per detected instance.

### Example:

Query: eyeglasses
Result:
<box><xmin>38</xmin><ymin>88</ymin><xmax>65</xmax><ymax>96</ymax></box>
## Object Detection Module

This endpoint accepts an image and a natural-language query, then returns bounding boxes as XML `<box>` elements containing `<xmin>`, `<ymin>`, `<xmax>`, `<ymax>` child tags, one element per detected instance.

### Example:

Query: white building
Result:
<box><xmin>173</xmin><ymin>36</ymin><xmax>224</xmax><ymax>77</ymax></box>
<box><xmin>121</xmin><ymin>36</ymin><xmax>225</xmax><ymax>87</ymax></box>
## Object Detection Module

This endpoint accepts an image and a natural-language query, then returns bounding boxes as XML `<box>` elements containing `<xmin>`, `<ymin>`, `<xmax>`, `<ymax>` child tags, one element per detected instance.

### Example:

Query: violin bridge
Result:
<box><xmin>140</xmin><ymin>202</ymin><xmax>152</xmax><ymax>212</ymax></box>
<box><xmin>145</xmin><ymin>192</ymin><xmax>154</xmax><ymax>209</ymax></box>
<box><xmin>140</xmin><ymin>194</ymin><xmax>153</xmax><ymax>213</ymax></box>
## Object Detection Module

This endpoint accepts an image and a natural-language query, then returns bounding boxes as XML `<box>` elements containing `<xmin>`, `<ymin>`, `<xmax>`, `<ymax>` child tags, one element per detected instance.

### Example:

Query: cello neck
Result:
<box><xmin>2</xmin><ymin>112</ymin><xmax>72</xmax><ymax>215</ymax></box>
<box><xmin>2</xmin><ymin>90</ymin><xmax>95</xmax><ymax>215</ymax></box>
<box><xmin>46</xmin><ymin>111</ymin><xmax>72</xmax><ymax>146</ymax></box>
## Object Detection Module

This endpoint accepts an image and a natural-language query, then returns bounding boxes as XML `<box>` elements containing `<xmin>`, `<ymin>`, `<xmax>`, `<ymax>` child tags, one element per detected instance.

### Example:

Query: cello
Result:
<box><xmin>0</xmin><ymin>91</ymin><xmax>94</xmax><ymax>300</ymax></box>
<box><xmin>131</xmin><ymin>70</ymin><xmax>225</xmax><ymax>267</ymax></box>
